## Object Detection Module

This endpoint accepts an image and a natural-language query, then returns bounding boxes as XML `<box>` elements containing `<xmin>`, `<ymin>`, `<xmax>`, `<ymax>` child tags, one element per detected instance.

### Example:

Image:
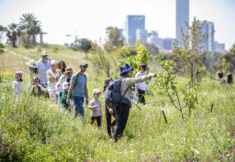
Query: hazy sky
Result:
<box><xmin>0</xmin><ymin>0</ymin><xmax>235</xmax><ymax>50</ymax></box>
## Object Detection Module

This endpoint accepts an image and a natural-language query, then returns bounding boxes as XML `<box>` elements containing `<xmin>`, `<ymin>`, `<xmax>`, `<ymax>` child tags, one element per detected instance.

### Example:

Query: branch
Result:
<box><xmin>166</xmin><ymin>88</ymin><xmax>180</xmax><ymax>111</ymax></box>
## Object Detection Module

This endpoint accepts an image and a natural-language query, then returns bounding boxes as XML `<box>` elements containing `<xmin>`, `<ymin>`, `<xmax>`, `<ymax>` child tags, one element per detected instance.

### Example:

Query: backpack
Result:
<box><xmin>104</xmin><ymin>79</ymin><xmax>131</xmax><ymax>109</ymax></box>
<box><xmin>74</xmin><ymin>73</ymin><xmax>87</xmax><ymax>87</ymax></box>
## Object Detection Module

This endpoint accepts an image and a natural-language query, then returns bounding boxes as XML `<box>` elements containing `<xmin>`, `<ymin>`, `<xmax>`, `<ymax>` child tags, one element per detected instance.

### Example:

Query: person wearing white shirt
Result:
<box><xmin>135</xmin><ymin>64</ymin><xmax>148</xmax><ymax>105</ymax></box>
<box><xmin>13</xmin><ymin>71</ymin><xmax>24</xmax><ymax>96</ymax></box>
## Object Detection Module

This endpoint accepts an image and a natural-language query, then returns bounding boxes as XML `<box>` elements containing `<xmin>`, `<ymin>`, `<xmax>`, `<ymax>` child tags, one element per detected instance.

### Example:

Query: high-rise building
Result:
<box><xmin>124</xmin><ymin>15</ymin><xmax>145</xmax><ymax>45</ymax></box>
<box><xmin>136</xmin><ymin>29</ymin><xmax>148</xmax><ymax>45</ymax></box>
<box><xmin>214</xmin><ymin>41</ymin><xmax>225</xmax><ymax>53</ymax></box>
<box><xmin>201</xmin><ymin>21</ymin><xmax>215</xmax><ymax>52</ymax></box>
<box><xmin>176</xmin><ymin>0</ymin><xmax>189</xmax><ymax>41</ymax></box>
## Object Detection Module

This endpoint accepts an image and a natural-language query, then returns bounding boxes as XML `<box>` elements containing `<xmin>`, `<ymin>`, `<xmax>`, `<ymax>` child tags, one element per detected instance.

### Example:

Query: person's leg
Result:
<box><xmin>97</xmin><ymin>116</ymin><xmax>102</xmax><ymax>127</ymax></box>
<box><xmin>73</xmin><ymin>96</ymin><xmax>84</xmax><ymax>118</ymax></box>
<box><xmin>138</xmin><ymin>89</ymin><xmax>146</xmax><ymax>105</ymax></box>
<box><xmin>105</xmin><ymin>107</ymin><xmax>112</xmax><ymax>137</ymax></box>
<box><xmin>91</xmin><ymin>116</ymin><xmax>95</xmax><ymax>125</ymax></box>
<box><xmin>114</xmin><ymin>104</ymin><xmax>130</xmax><ymax>141</ymax></box>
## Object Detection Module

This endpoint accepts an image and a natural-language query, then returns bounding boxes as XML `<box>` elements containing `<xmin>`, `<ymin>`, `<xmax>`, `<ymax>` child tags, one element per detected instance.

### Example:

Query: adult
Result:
<box><xmin>56</xmin><ymin>67</ymin><xmax>73</xmax><ymax>102</ymax></box>
<box><xmin>58</xmin><ymin>60</ymin><xmax>66</xmax><ymax>74</ymax></box>
<box><xmin>47</xmin><ymin>60</ymin><xmax>61</xmax><ymax>103</ymax></box>
<box><xmin>67</xmin><ymin>62</ymin><xmax>89</xmax><ymax>120</ymax></box>
<box><xmin>227</xmin><ymin>71</ymin><xmax>233</xmax><ymax>85</ymax></box>
<box><xmin>135</xmin><ymin>64</ymin><xmax>149</xmax><ymax>105</ymax></box>
<box><xmin>26</xmin><ymin>60</ymin><xmax>39</xmax><ymax>86</ymax></box>
<box><xmin>217</xmin><ymin>68</ymin><xmax>224</xmax><ymax>84</ymax></box>
<box><xmin>38</xmin><ymin>51</ymin><xmax>51</xmax><ymax>86</ymax></box>
<box><xmin>114</xmin><ymin>63</ymin><xmax>157</xmax><ymax>142</ymax></box>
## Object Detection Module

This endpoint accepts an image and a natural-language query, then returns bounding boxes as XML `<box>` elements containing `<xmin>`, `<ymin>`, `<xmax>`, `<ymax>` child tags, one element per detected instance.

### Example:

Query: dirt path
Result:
<box><xmin>5</xmin><ymin>48</ymin><xmax>31</xmax><ymax>61</ymax></box>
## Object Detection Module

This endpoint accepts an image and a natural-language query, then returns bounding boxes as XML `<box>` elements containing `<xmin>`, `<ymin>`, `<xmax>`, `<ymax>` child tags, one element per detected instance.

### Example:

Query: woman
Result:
<box><xmin>26</xmin><ymin>60</ymin><xmax>39</xmax><ymax>86</ymax></box>
<box><xmin>114</xmin><ymin>63</ymin><xmax>157</xmax><ymax>142</ymax></box>
<box><xmin>47</xmin><ymin>60</ymin><xmax>61</xmax><ymax>103</ymax></box>
<box><xmin>58</xmin><ymin>60</ymin><xmax>66</xmax><ymax>74</ymax></box>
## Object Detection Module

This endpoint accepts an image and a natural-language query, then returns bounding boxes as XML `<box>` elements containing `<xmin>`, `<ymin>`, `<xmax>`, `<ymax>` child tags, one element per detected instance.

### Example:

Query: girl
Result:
<box><xmin>47</xmin><ymin>60</ymin><xmax>61</xmax><ymax>103</ymax></box>
<box><xmin>30</xmin><ymin>76</ymin><xmax>46</xmax><ymax>97</ymax></box>
<box><xmin>58</xmin><ymin>60</ymin><xmax>67</xmax><ymax>74</ymax></box>
<box><xmin>104</xmin><ymin>78</ymin><xmax>116</xmax><ymax>138</ymax></box>
<box><xmin>13</xmin><ymin>71</ymin><xmax>23</xmax><ymax>96</ymax></box>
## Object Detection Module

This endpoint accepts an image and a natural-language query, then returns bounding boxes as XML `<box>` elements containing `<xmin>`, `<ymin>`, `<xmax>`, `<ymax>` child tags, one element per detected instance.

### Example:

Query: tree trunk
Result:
<box><xmin>33</xmin><ymin>34</ymin><xmax>36</xmax><ymax>47</ymax></box>
<box><xmin>106</xmin><ymin>67</ymin><xmax>110</xmax><ymax>77</ymax></box>
<box><xmin>190</xmin><ymin>64</ymin><xmax>194</xmax><ymax>85</ymax></box>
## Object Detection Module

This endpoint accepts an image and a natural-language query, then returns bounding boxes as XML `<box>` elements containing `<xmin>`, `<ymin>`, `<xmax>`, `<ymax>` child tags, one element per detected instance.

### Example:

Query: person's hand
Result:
<box><xmin>146</xmin><ymin>91</ymin><xmax>150</xmax><ymax>96</ymax></box>
<box><xmin>153</xmin><ymin>73</ymin><xmax>157</xmax><ymax>77</ymax></box>
<box><xmin>66</xmin><ymin>99</ymin><xmax>70</xmax><ymax>105</ymax></box>
<box><xmin>109</xmin><ymin>108</ymin><xmax>114</xmax><ymax>114</ymax></box>
<box><xmin>86</xmin><ymin>98</ymin><xmax>89</xmax><ymax>105</ymax></box>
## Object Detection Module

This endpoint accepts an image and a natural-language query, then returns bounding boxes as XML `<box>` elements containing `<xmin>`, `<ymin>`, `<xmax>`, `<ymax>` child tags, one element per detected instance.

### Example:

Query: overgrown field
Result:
<box><xmin>0</xmin><ymin>45</ymin><xmax>234</xmax><ymax>161</ymax></box>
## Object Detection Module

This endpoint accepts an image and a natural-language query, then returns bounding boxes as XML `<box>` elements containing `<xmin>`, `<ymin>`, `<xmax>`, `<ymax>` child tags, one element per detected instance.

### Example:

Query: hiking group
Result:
<box><xmin>11</xmin><ymin>50</ymin><xmax>233</xmax><ymax>142</ymax></box>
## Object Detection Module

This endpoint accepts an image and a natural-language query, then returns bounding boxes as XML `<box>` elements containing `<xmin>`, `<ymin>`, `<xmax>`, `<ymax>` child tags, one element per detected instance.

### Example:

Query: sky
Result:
<box><xmin>0</xmin><ymin>0</ymin><xmax>235</xmax><ymax>50</ymax></box>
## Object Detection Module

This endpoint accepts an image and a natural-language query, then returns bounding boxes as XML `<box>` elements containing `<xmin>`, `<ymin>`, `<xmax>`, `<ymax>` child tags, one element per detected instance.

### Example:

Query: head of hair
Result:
<box><xmin>58</xmin><ymin>60</ymin><xmax>66</xmax><ymax>73</ymax></box>
<box><xmin>103</xmin><ymin>78</ymin><xmax>113</xmax><ymax>91</ymax></box>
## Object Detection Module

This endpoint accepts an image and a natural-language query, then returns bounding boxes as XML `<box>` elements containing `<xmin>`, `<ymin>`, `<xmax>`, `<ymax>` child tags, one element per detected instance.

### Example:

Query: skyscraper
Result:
<box><xmin>201</xmin><ymin>21</ymin><xmax>215</xmax><ymax>52</ymax></box>
<box><xmin>176</xmin><ymin>0</ymin><xmax>189</xmax><ymax>41</ymax></box>
<box><xmin>124</xmin><ymin>15</ymin><xmax>145</xmax><ymax>45</ymax></box>
<box><xmin>136</xmin><ymin>29</ymin><xmax>148</xmax><ymax>45</ymax></box>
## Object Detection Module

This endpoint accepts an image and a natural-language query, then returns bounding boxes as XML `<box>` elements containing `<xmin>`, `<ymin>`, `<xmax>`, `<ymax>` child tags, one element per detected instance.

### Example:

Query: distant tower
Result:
<box><xmin>124</xmin><ymin>15</ymin><xmax>145</xmax><ymax>45</ymax></box>
<box><xmin>176</xmin><ymin>0</ymin><xmax>189</xmax><ymax>41</ymax></box>
<box><xmin>201</xmin><ymin>21</ymin><xmax>215</xmax><ymax>52</ymax></box>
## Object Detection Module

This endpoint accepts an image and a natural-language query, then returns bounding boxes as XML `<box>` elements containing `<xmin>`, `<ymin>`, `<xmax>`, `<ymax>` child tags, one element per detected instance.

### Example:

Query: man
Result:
<box><xmin>135</xmin><ymin>64</ymin><xmax>148</xmax><ymax>105</ymax></box>
<box><xmin>114</xmin><ymin>63</ymin><xmax>157</xmax><ymax>142</ymax></box>
<box><xmin>37</xmin><ymin>51</ymin><xmax>51</xmax><ymax>86</ymax></box>
<box><xmin>66</xmin><ymin>62</ymin><xmax>89</xmax><ymax>120</ymax></box>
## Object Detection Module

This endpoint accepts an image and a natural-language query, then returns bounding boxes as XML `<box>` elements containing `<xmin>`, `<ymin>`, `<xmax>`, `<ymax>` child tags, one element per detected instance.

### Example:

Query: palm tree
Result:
<box><xmin>6</xmin><ymin>23</ymin><xmax>19</xmax><ymax>48</ymax></box>
<box><xmin>19</xmin><ymin>13</ymin><xmax>41</xmax><ymax>46</ymax></box>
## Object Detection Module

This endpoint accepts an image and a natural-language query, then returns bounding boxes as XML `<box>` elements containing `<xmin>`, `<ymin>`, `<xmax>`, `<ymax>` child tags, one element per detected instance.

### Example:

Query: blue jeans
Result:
<box><xmin>73</xmin><ymin>96</ymin><xmax>85</xmax><ymax>117</ymax></box>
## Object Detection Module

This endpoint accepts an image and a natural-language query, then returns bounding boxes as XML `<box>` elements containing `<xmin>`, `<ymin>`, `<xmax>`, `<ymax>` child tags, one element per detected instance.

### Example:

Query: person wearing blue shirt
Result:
<box><xmin>37</xmin><ymin>51</ymin><xmax>51</xmax><ymax>86</ymax></box>
<box><xmin>66</xmin><ymin>62</ymin><xmax>89</xmax><ymax>120</ymax></box>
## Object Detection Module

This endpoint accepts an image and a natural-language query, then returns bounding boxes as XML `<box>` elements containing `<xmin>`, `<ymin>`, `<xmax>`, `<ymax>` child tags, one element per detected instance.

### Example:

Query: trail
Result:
<box><xmin>5</xmin><ymin>48</ymin><xmax>31</xmax><ymax>61</ymax></box>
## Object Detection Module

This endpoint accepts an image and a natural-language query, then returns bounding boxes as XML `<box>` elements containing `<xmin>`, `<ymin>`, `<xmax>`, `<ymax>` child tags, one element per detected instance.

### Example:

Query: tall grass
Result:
<box><xmin>0</xmin><ymin>46</ymin><xmax>234</xmax><ymax>161</ymax></box>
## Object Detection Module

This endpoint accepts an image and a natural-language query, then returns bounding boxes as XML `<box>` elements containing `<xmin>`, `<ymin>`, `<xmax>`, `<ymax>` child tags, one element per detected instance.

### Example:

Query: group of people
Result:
<box><xmin>12</xmin><ymin>51</ymin><xmax>156</xmax><ymax>141</ymax></box>
<box><xmin>217</xmin><ymin>69</ymin><xmax>233</xmax><ymax>85</ymax></box>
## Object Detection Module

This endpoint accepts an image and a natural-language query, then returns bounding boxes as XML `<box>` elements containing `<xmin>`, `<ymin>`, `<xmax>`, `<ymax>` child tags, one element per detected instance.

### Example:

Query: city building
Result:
<box><xmin>214</xmin><ymin>41</ymin><xmax>226</xmax><ymax>53</ymax></box>
<box><xmin>176</xmin><ymin>0</ymin><xmax>189</xmax><ymax>42</ymax></box>
<box><xmin>201</xmin><ymin>21</ymin><xmax>215</xmax><ymax>52</ymax></box>
<box><xmin>124</xmin><ymin>15</ymin><xmax>145</xmax><ymax>45</ymax></box>
<box><xmin>163</xmin><ymin>38</ymin><xmax>174</xmax><ymax>50</ymax></box>
<box><xmin>136</xmin><ymin>29</ymin><xmax>148</xmax><ymax>45</ymax></box>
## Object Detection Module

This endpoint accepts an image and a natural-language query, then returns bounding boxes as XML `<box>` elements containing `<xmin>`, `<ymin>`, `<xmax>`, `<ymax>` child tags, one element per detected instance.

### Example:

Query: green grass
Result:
<box><xmin>0</xmin><ymin>45</ymin><xmax>234</xmax><ymax>161</ymax></box>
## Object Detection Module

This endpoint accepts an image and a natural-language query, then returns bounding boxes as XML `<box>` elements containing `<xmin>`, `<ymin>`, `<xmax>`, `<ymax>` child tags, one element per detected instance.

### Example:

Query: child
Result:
<box><xmin>26</xmin><ymin>60</ymin><xmax>39</xmax><ymax>86</ymax></box>
<box><xmin>88</xmin><ymin>89</ymin><xmax>102</xmax><ymax>127</ymax></box>
<box><xmin>13</xmin><ymin>71</ymin><xmax>23</xmax><ymax>96</ymax></box>
<box><xmin>30</xmin><ymin>76</ymin><xmax>46</xmax><ymax>97</ymax></box>
<box><xmin>104</xmin><ymin>78</ymin><xmax>116</xmax><ymax>138</ymax></box>
<box><xmin>60</xmin><ymin>82</ymin><xmax>70</xmax><ymax>110</ymax></box>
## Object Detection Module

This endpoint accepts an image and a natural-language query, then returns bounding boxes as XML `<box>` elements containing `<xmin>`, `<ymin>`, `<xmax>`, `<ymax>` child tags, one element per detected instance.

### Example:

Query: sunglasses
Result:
<box><xmin>81</xmin><ymin>65</ymin><xmax>88</xmax><ymax>68</ymax></box>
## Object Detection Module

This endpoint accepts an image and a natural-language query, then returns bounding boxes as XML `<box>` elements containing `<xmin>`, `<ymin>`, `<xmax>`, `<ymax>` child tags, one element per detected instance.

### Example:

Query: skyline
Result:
<box><xmin>0</xmin><ymin>0</ymin><xmax>235</xmax><ymax>50</ymax></box>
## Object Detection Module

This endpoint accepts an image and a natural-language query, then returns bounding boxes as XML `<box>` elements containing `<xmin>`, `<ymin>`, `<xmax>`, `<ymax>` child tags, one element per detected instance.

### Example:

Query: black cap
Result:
<box><xmin>140</xmin><ymin>64</ymin><xmax>148</xmax><ymax>70</ymax></box>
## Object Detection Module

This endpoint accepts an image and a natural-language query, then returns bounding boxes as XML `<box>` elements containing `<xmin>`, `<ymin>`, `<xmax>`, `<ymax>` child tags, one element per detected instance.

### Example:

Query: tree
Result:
<box><xmin>145</xmin><ymin>43</ymin><xmax>159</xmax><ymax>55</ymax></box>
<box><xmin>6</xmin><ymin>23</ymin><xmax>19</xmax><ymax>48</ymax></box>
<box><xmin>219</xmin><ymin>44</ymin><xmax>235</xmax><ymax>71</ymax></box>
<box><xmin>76</xmin><ymin>38</ymin><xmax>92</xmax><ymax>58</ymax></box>
<box><xmin>173</xmin><ymin>17</ymin><xmax>210</xmax><ymax>84</ymax></box>
<box><xmin>104</xmin><ymin>26</ymin><xmax>124</xmax><ymax>52</ymax></box>
<box><xmin>19</xmin><ymin>13</ymin><xmax>41</xmax><ymax>47</ymax></box>
<box><xmin>90</xmin><ymin>43</ymin><xmax>113</xmax><ymax>77</ymax></box>
<box><xmin>127</xmin><ymin>41</ymin><xmax>149</xmax><ymax>76</ymax></box>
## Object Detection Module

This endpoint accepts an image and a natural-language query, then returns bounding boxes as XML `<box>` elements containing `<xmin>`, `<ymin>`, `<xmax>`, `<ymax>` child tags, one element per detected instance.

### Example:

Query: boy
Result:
<box><xmin>60</xmin><ymin>82</ymin><xmax>70</xmax><ymax>110</ymax></box>
<box><xmin>88</xmin><ymin>89</ymin><xmax>102</xmax><ymax>127</ymax></box>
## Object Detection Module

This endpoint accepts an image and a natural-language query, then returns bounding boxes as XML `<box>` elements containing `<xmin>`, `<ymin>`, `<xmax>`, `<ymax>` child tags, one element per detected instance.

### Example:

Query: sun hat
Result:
<box><xmin>80</xmin><ymin>62</ymin><xmax>88</xmax><ymax>67</ymax></box>
<box><xmin>64</xmin><ymin>67</ymin><xmax>73</xmax><ymax>74</ymax></box>
<box><xmin>62</xmin><ymin>82</ymin><xmax>69</xmax><ymax>90</ymax></box>
<box><xmin>26</xmin><ymin>60</ymin><xmax>38</xmax><ymax>68</ymax></box>
<box><xmin>50</xmin><ymin>60</ymin><xmax>57</xmax><ymax>65</ymax></box>
<box><xmin>120</xmin><ymin>63</ymin><xmax>134</xmax><ymax>74</ymax></box>
<box><xmin>93</xmin><ymin>89</ymin><xmax>101</xmax><ymax>94</ymax></box>
<box><xmin>41</xmin><ymin>51</ymin><xmax>48</xmax><ymax>56</ymax></box>
<box><xmin>14</xmin><ymin>71</ymin><xmax>23</xmax><ymax>79</ymax></box>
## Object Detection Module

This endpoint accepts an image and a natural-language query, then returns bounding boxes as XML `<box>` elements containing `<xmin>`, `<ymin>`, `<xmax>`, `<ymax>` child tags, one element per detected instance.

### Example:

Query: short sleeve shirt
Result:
<box><xmin>37</xmin><ymin>59</ymin><xmax>51</xmax><ymax>84</ymax></box>
<box><xmin>89</xmin><ymin>99</ymin><xmax>102</xmax><ymax>117</ymax></box>
<box><xmin>71</xmin><ymin>73</ymin><xmax>87</xmax><ymax>97</ymax></box>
